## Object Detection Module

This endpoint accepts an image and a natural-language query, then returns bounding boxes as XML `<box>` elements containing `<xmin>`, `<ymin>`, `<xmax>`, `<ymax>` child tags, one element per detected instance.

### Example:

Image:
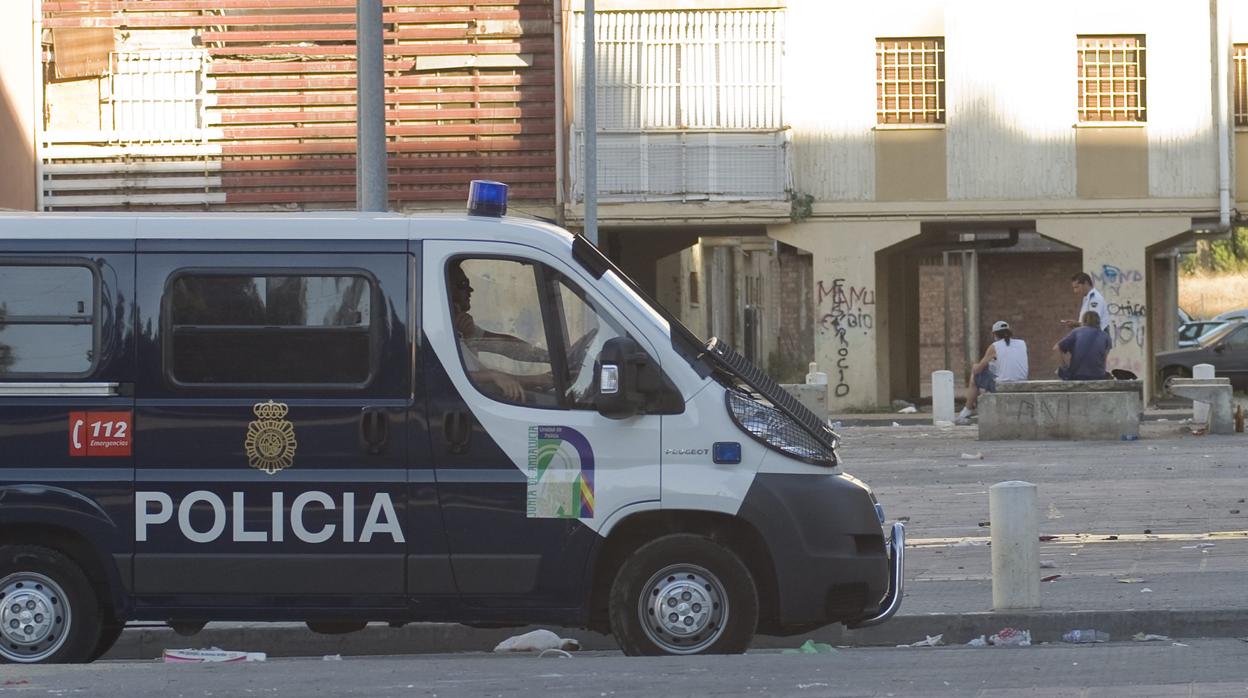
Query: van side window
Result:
<box><xmin>167</xmin><ymin>273</ymin><xmax>374</xmax><ymax>385</ymax></box>
<box><xmin>0</xmin><ymin>263</ymin><xmax>96</xmax><ymax>376</ymax></box>
<box><xmin>449</xmin><ymin>258</ymin><xmax>630</xmax><ymax>409</ymax></box>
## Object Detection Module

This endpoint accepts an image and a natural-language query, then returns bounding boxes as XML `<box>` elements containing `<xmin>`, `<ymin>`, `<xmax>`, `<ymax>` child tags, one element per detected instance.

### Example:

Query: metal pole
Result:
<box><xmin>32</xmin><ymin>0</ymin><xmax>44</xmax><ymax>211</ymax></box>
<box><xmin>583</xmin><ymin>0</ymin><xmax>598</xmax><ymax>244</ymax></box>
<box><xmin>942</xmin><ymin>250</ymin><xmax>951</xmax><ymax>371</ymax></box>
<box><xmin>356</xmin><ymin>0</ymin><xmax>387</xmax><ymax>212</ymax></box>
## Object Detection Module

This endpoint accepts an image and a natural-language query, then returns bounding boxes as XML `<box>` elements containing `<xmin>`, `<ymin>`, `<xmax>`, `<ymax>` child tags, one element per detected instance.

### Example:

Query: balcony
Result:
<box><xmin>572</xmin><ymin>128</ymin><xmax>789</xmax><ymax>202</ymax></box>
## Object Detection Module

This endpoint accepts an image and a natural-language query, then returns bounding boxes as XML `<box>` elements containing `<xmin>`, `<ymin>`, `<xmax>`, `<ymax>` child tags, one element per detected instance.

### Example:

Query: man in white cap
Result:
<box><xmin>956</xmin><ymin>320</ymin><xmax>1030</xmax><ymax>424</ymax></box>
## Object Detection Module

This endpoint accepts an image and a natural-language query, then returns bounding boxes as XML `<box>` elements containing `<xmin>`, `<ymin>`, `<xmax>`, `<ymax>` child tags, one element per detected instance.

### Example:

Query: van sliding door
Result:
<box><xmin>131</xmin><ymin>240</ymin><xmax>428</xmax><ymax>610</ymax></box>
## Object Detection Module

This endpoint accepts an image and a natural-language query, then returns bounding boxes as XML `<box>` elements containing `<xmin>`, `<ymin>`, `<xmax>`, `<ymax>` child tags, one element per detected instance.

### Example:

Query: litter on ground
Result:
<box><xmin>988</xmin><ymin>628</ymin><xmax>1031</xmax><ymax>647</ymax></box>
<box><xmin>494</xmin><ymin>629</ymin><xmax>581</xmax><ymax>653</ymax></box>
<box><xmin>1132</xmin><ymin>633</ymin><xmax>1171</xmax><ymax>642</ymax></box>
<box><xmin>163</xmin><ymin>648</ymin><xmax>267</xmax><ymax>663</ymax></box>
<box><xmin>898</xmin><ymin>634</ymin><xmax>943</xmax><ymax>648</ymax></box>
<box><xmin>783</xmin><ymin>640</ymin><xmax>838</xmax><ymax>654</ymax></box>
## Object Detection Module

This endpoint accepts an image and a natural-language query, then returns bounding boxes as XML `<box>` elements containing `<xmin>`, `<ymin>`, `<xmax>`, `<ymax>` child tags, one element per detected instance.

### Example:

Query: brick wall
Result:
<box><xmin>918</xmin><ymin>257</ymin><xmax>967</xmax><ymax>385</ymax></box>
<box><xmin>979</xmin><ymin>252</ymin><xmax>1082</xmax><ymax>381</ymax></box>
<box><xmin>769</xmin><ymin>245</ymin><xmax>814</xmax><ymax>382</ymax></box>
<box><xmin>919</xmin><ymin>251</ymin><xmax>1082</xmax><ymax>387</ymax></box>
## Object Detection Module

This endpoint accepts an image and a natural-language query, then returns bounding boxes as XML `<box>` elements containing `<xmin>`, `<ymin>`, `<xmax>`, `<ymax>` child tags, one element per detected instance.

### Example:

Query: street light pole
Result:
<box><xmin>357</xmin><ymin>0</ymin><xmax>387</xmax><ymax>212</ymax></box>
<box><xmin>583</xmin><ymin>0</ymin><xmax>598</xmax><ymax>245</ymax></box>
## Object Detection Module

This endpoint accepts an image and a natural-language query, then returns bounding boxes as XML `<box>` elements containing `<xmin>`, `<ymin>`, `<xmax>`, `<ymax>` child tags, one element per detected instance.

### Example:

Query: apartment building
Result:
<box><xmin>3</xmin><ymin>0</ymin><xmax>1247</xmax><ymax>409</ymax></box>
<box><xmin>5</xmin><ymin>0</ymin><xmax>556</xmax><ymax>213</ymax></box>
<box><xmin>567</xmin><ymin>0</ymin><xmax>1248</xmax><ymax>408</ymax></box>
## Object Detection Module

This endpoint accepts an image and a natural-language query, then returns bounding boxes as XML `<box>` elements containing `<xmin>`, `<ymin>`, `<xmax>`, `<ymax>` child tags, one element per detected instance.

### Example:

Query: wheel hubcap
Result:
<box><xmin>0</xmin><ymin>572</ymin><xmax>70</xmax><ymax>663</ymax></box>
<box><xmin>638</xmin><ymin>564</ymin><xmax>728</xmax><ymax>654</ymax></box>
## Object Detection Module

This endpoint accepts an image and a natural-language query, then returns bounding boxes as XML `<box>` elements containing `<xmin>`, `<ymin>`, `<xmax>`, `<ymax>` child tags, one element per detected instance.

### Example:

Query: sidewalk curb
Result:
<box><xmin>103</xmin><ymin>609</ymin><xmax>1248</xmax><ymax>660</ymax></box>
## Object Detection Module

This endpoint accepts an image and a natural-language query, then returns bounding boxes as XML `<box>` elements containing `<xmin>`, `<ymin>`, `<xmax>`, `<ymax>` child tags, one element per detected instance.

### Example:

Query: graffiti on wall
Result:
<box><xmin>817</xmin><ymin>278</ymin><xmax>874</xmax><ymax>398</ymax></box>
<box><xmin>1092</xmin><ymin>264</ymin><xmax>1146</xmax><ymax>371</ymax></box>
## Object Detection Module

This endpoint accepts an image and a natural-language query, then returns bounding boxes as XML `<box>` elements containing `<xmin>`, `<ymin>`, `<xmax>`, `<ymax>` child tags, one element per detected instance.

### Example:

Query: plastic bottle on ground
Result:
<box><xmin>1061</xmin><ymin>629</ymin><xmax>1110</xmax><ymax>644</ymax></box>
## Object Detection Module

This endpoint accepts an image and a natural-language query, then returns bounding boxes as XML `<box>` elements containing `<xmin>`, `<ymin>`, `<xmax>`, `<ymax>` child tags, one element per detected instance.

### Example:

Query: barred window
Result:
<box><xmin>876</xmin><ymin>38</ymin><xmax>945</xmax><ymax>125</ymax></box>
<box><xmin>1235</xmin><ymin>45</ymin><xmax>1248</xmax><ymax>126</ymax></box>
<box><xmin>1077</xmin><ymin>36</ymin><xmax>1146</xmax><ymax>123</ymax></box>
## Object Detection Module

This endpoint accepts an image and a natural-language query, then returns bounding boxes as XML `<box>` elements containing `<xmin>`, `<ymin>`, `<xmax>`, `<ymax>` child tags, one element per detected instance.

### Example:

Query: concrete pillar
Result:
<box><xmin>1193</xmin><ymin>363</ymin><xmax>1216</xmax><ymax>425</ymax></box>
<box><xmin>707</xmin><ymin>244</ymin><xmax>734</xmax><ymax>343</ymax></box>
<box><xmin>1038</xmin><ymin>217</ymin><xmax>1192</xmax><ymax>400</ymax></box>
<box><xmin>0</xmin><ymin>0</ymin><xmax>36</xmax><ymax>210</ymax></box>
<box><xmin>769</xmin><ymin>220</ymin><xmax>922</xmax><ymax>412</ymax></box>
<box><xmin>1153</xmin><ymin>254</ymin><xmax>1180</xmax><ymax>353</ymax></box>
<box><xmin>990</xmin><ymin>481</ymin><xmax>1039</xmax><ymax>610</ymax></box>
<box><xmin>932</xmin><ymin>370</ymin><xmax>955</xmax><ymax>424</ymax></box>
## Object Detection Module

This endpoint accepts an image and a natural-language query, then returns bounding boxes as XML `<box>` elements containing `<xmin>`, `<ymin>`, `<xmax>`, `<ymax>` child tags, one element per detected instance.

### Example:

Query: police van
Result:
<box><xmin>0</xmin><ymin>182</ymin><xmax>903</xmax><ymax>663</ymax></box>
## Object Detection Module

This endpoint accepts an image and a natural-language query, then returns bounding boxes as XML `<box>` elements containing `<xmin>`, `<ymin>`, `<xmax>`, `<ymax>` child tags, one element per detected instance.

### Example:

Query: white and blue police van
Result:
<box><xmin>0</xmin><ymin>182</ymin><xmax>902</xmax><ymax>663</ymax></box>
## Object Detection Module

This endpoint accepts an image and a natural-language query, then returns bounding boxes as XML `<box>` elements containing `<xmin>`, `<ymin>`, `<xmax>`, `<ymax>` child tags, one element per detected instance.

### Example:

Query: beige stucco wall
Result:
<box><xmin>768</xmin><ymin>220</ymin><xmax>922</xmax><ymax>411</ymax></box>
<box><xmin>785</xmin><ymin>0</ymin><xmax>1217</xmax><ymax>205</ymax></box>
<box><xmin>1076</xmin><ymin>127</ymin><xmax>1149</xmax><ymax>199</ymax></box>
<box><xmin>1037</xmin><ymin>216</ymin><xmax>1193</xmax><ymax>399</ymax></box>
<box><xmin>875</xmin><ymin>128</ymin><xmax>946</xmax><ymax>201</ymax></box>
<box><xmin>0</xmin><ymin>1</ymin><xmax>35</xmax><ymax>210</ymax></box>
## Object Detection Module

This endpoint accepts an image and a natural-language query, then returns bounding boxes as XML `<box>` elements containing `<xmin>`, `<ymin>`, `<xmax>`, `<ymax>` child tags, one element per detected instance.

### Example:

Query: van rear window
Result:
<box><xmin>0</xmin><ymin>264</ymin><xmax>97</xmax><ymax>376</ymax></box>
<box><xmin>166</xmin><ymin>273</ymin><xmax>374</xmax><ymax>385</ymax></box>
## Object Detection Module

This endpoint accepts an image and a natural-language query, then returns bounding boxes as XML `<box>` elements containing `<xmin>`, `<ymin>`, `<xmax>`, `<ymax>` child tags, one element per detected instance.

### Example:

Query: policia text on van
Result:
<box><xmin>0</xmin><ymin>183</ymin><xmax>903</xmax><ymax>663</ymax></box>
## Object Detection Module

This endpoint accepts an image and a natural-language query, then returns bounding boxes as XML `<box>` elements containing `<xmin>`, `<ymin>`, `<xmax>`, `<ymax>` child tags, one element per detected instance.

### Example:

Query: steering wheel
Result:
<box><xmin>565</xmin><ymin>327</ymin><xmax>600</xmax><ymax>374</ymax></box>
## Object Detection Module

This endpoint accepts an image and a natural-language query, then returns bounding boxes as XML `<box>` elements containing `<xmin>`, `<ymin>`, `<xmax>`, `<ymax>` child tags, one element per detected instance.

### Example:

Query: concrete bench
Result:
<box><xmin>979</xmin><ymin>379</ymin><xmax>1143</xmax><ymax>441</ymax></box>
<box><xmin>1166</xmin><ymin>377</ymin><xmax>1234</xmax><ymax>435</ymax></box>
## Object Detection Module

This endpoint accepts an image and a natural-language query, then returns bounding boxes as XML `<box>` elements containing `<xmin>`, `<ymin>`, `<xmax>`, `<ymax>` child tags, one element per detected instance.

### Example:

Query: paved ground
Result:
<box><xmin>103</xmin><ymin>414</ymin><xmax>1248</xmax><ymax>659</ymax></box>
<box><xmin>16</xmin><ymin>641</ymin><xmax>1248</xmax><ymax>697</ymax></box>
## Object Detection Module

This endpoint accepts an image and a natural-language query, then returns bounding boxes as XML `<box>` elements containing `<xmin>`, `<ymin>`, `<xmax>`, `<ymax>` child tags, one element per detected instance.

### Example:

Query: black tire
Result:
<box><xmin>1161</xmin><ymin>366</ymin><xmax>1190</xmax><ymax>390</ymax></box>
<box><xmin>0</xmin><ymin>545</ymin><xmax>102</xmax><ymax>664</ymax></box>
<box><xmin>608</xmin><ymin>534</ymin><xmax>758</xmax><ymax>656</ymax></box>
<box><xmin>90</xmin><ymin>619</ymin><xmax>125</xmax><ymax>661</ymax></box>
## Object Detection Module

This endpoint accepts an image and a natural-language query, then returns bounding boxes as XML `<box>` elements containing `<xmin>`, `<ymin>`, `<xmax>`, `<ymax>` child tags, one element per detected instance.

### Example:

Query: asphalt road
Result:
<box><xmin>9</xmin><ymin>640</ymin><xmax>1248</xmax><ymax>697</ymax></box>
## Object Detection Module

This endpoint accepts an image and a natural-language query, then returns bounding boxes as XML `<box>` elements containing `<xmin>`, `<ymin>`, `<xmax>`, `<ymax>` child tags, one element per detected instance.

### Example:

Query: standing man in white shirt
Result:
<box><xmin>1063</xmin><ymin>272</ymin><xmax>1111</xmax><ymax>337</ymax></box>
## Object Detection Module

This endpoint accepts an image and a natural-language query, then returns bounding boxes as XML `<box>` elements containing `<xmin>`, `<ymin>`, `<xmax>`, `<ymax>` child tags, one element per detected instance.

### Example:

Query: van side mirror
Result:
<box><xmin>595</xmin><ymin>337</ymin><xmax>662</xmax><ymax>419</ymax></box>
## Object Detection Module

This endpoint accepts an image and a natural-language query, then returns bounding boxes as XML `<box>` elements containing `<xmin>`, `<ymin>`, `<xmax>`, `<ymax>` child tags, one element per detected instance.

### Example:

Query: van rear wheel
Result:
<box><xmin>608</xmin><ymin>534</ymin><xmax>757</xmax><ymax>656</ymax></box>
<box><xmin>0</xmin><ymin>546</ymin><xmax>101</xmax><ymax>664</ymax></box>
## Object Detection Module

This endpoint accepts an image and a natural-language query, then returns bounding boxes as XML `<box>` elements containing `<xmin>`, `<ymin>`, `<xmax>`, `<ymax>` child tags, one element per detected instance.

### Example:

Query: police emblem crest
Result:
<box><xmin>244</xmin><ymin>401</ymin><xmax>297</xmax><ymax>474</ymax></box>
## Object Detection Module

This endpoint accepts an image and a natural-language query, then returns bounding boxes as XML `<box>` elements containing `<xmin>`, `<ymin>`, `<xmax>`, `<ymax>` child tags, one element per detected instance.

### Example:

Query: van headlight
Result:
<box><xmin>725</xmin><ymin>392</ymin><xmax>837</xmax><ymax>466</ymax></box>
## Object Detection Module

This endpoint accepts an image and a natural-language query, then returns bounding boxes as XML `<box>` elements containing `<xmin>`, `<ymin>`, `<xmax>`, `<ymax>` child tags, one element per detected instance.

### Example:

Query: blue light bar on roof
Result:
<box><xmin>467</xmin><ymin>180</ymin><xmax>508</xmax><ymax>218</ymax></box>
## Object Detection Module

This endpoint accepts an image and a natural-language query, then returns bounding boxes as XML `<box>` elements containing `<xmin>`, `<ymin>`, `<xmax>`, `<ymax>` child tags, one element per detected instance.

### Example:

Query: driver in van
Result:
<box><xmin>449</xmin><ymin>261</ymin><xmax>552</xmax><ymax>402</ymax></box>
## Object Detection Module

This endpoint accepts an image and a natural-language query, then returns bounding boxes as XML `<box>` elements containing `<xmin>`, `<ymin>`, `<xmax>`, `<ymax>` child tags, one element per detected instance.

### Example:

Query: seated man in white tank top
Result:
<box><xmin>956</xmin><ymin>320</ymin><xmax>1029</xmax><ymax>424</ymax></box>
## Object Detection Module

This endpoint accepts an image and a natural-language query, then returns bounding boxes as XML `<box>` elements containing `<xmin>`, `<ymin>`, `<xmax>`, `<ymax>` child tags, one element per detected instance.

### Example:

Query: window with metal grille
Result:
<box><xmin>876</xmin><ymin>38</ymin><xmax>945</xmax><ymax>125</ymax></box>
<box><xmin>1235</xmin><ymin>45</ymin><xmax>1248</xmax><ymax>126</ymax></box>
<box><xmin>1077</xmin><ymin>36</ymin><xmax>1146</xmax><ymax>123</ymax></box>
<box><xmin>109</xmin><ymin>49</ymin><xmax>207</xmax><ymax>141</ymax></box>
<box><xmin>577</xmin><ymin>10</ymin><xmax>784</xmax><ymax>130</ymax></box>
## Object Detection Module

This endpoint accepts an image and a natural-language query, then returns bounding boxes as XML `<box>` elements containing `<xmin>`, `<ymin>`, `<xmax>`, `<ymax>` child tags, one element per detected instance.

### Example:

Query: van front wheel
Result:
<box><xmin>608</xmin><ymin>534</ymin><xmax>758</xmax><ymax>656</ymax></box>
<box><xmin>0</xmin><ymin>546</ymin><xmax>101</xmax><ymax>664</ymax></box>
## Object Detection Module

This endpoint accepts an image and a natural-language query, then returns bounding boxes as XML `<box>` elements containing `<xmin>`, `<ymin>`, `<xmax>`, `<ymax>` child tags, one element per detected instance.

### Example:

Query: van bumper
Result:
<box><xmin>737</xmin><ymin>473</ymin><xmax>902</xmax><ymax>633</ymax></box>
<box><xmin>846</xmin><ymin>522</ymin><xmax>905</xmax><ymax>628</ymax></box>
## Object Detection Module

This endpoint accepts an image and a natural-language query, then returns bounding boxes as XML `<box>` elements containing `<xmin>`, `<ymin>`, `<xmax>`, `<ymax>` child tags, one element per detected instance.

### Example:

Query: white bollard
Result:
<box><xmin>990</xmin><ymin>481</ymin><xmax>1040</xmax><ymax>610</ymax></box>
<box><xmin>805</xmin><ymin>361</ymin><xmax>828</xmax><ymax>386</ymax></box>
<box><xmin>1192</xmin><ymin>363</ymin><xmax>1215</xmax><ymax>426</ymax></box>
<box><xmin>932</xmin><ymin>370</ymin><xmax>955</xmax><ymax>424</ymax></box>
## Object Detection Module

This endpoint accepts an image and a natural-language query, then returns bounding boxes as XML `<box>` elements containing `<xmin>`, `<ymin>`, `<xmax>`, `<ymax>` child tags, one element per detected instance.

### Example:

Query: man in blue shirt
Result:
<box><xmin>1055</xmin><ymin>311</ymin><xmax>1112</xmax><ymax>380</ymax></box>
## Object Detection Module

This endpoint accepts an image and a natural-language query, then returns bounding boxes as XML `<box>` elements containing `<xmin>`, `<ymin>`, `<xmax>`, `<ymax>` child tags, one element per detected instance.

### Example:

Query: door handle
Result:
<box><xmin>443</xmin><ymin>411</ymin><xmax>472</xmax><ymax>455</ymax></box>
<box><xmin>359</xmin><ymin>409</ymin><xmax>389</xmax><ymax>455</ymax></box>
